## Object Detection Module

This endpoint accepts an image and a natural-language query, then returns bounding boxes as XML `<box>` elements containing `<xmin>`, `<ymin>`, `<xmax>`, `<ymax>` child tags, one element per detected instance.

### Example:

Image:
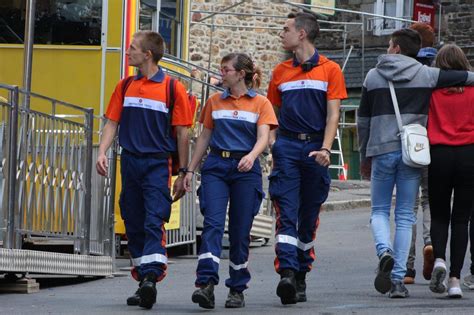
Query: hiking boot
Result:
<box><xmin>295</xmin><ymin>272</ymin><xmax>307</xmax><ymax>302</ymax></box>
<box><xmin>126</xmin><ymin>288</ymin><xmax>141</xmax><ymax>306</ymax></box>
<box><xmin>139</xmin><ymin>273</ymin><xmax>157</xmax><ymax>309</ymax></box>
<box><xmin>448</xmin><ymin>277</ymin><xmax>463</xmax><ymax>298</ymax></box>
<box><xmin>374</xmin><ymin>251</ymin><xmax>394</xmax><ymax>294</ymax></box>
<box><xmin>429</xmin><ymin>258</ymin><xmax>447</xmax><ymax>293</ymax></box>
<box><xmin>192</xmin><ymin>283</ymin><xmax>215</xmax><ymax>309</ymax></box>
<box><xmin>276</xmin><ymin>269</ymin><xmax>297</xmax><ymax>305</ymax></box>
<box><xmin>423</xmin><ymin>245</ymin><xmax>435</xmax><ymax>280</ymax></box>
<box><xmin>389</xmin><ymin>280</ymin><xmax>409</xmax><ymax>298</ymax></box>
<box><xmin>225</xmin><ymin>289</ymin><xmax>245</xmax><ymax>308</ymax></box>
<box><xmin>403</xmin><ymin>268</ymin><xmax>416</xmax><ymax>285</ymax></box>
<box><xmin>462</xmin><ymin>274</ymin><xmax>474</xmax><ymax>290</ymax></box>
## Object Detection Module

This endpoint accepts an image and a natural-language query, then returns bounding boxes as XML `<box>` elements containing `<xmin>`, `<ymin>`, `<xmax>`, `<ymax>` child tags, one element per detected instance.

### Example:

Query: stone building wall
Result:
<box><xmin>189</xmin><ymin>0</ymin><xmax>304</xmax><ymax>89</ymax></box>
<box><xmin>439</xmin><ymin>0</ymin><xmax>474</xmax><ymax>58</ymax></box>
<box><xmin>188</xmin><ymin>0</ymin><xmax>473</xmax><ymax>92</ymax></box>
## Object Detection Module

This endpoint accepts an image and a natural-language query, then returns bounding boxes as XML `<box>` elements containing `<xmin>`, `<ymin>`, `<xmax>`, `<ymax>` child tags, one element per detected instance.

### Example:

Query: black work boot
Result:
<box><xmin>295</xmin><ymin>272</ymin><xmax>307</xmax><ymax>302</ymax></box>
<box><xmin>126</xmin><ymin>287</ymin><xmax>141</xmax><ymax>306</ymax></box>
<box><xmin>139</xmin><ymin>273</ymin><xmax>157</xmax><ymax>309</ymax></box>
<box><xmin>225</xmin><ymin>289</ymin><xmax>245</xmax><ymax>308</ymax></box>
<box><xmin>191</xmin><ymin>283</ymin><xmax>215</xmax><ymax>309</ymax></box>
<box><xmin>276</xmin><ymin>269</ymin><xmax>297</xmax><ymax>305</ymax></box>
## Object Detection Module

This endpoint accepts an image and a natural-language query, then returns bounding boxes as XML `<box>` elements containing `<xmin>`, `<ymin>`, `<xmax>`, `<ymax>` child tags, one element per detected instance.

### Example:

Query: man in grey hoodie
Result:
<box><xmin>357</xmin><ymin>28</ymin><xmax>474</xmax><ymax>299</ymax></box>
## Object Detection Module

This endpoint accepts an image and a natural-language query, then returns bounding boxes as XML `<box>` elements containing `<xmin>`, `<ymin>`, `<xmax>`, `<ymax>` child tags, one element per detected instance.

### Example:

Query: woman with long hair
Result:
<box><xmin>428</xmin><ymin>44</ymin><xmax>474</xmax><ymax>298</ymax></box>
<box><xmin>183</xmin><ymin>53</ymin><xmax>278</xmax><ymax>309</ymax></box>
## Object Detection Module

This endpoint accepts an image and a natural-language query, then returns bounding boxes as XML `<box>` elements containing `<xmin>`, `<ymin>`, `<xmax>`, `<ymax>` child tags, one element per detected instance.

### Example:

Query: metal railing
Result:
<box><xmin>0</xmin><ymin>83</ymin><xmax>114</xmax><ymax>259</ymax></box>
<box><xmin>0</xmin><ymin>91</ymin><xmax>14</xmax><ymax>249</ymax></box>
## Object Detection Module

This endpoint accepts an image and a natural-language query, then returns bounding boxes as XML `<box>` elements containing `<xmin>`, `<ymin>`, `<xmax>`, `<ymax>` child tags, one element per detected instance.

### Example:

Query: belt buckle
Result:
<box><xmin>222</xmin><ymin>151</ymin><xmax>231</xmax><ymax>158</ymax></box>
<box><xmin>298</xmin><ymin>133</ymin><xmax>308</xmax><ymax>141</ymax></box>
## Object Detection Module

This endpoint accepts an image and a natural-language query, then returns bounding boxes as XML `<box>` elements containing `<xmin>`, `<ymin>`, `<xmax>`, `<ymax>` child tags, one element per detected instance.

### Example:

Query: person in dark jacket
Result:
<box><xmin>403</xmin><ymin>22</ymin><xmax>438</xmax><ymax>285</ymax></box>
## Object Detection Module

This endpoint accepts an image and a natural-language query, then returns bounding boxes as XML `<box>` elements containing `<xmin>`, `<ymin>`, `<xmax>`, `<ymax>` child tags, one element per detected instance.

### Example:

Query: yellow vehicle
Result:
<box><xmin>0</xmin><ymin>0</ymin><xmax>191</xmax><ymax>114</ymax></box>
<box><xmin>0</xmin><ymin>0</ymin><xmax>192</xmax><ymax>239</ymax></box>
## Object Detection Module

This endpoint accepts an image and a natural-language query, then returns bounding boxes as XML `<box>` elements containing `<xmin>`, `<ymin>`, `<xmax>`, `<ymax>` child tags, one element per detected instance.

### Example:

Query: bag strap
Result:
<box><xmin>121</xmin><ymin>75</ymin><xmax>134</xmax><ymax>103</ymax></box>
<box><xmin>388</xmin><ymin>80</ymin><xmax>404</xmax><ymax>132</ymax></box>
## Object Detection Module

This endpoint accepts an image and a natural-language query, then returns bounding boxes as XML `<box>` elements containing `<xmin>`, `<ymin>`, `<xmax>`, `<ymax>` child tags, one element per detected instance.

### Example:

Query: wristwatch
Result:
<box><xmin>178</xmin><ymin>167</ymin><xmax>187</xmax><ymax>176</ymax></box>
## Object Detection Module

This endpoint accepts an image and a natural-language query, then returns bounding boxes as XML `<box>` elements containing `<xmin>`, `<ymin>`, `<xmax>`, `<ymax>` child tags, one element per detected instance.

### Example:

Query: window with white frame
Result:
<box><xmin>139</xmin><ymin>0</ymin><xmax>184</xmax><ymax>58</ymax></box>
<box><xmin>373</xmin><ymin>0</ymin><xmax>406</xmax><ymax>36</ymax></box>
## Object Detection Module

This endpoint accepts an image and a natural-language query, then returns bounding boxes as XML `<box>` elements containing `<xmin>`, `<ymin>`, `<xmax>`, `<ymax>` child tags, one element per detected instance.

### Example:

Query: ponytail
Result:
<box><xmin>221</xmin><ymin>53</ymin><xmax>262</xmax><ymax>89</ymax></box>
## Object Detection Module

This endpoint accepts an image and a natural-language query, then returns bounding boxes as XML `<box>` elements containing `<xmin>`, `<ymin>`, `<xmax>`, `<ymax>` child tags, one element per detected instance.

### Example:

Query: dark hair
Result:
<box><xmin>409</xmin><ymin>23</ymin><xmax>435</xmax><ymax>48</ymax></box>
<box><xmin>435</xmin><ymin>44</ymin><xmax>472</xmax><ymax>71</ymax></box>
<box><xmin>391</xmin><ymin>28</ymin><xmax>421</xmax><ymax>58</ymax></box>
<box><xmin>134</xmin><ymin>31</ymin><xmax>165</xmax><ymax>63</ymax></box>
<box><xmin>287</xmin><ymin>12</ymin><xmax>320</xmax><ymax>43</ymax></box>
<box><xmin>221</xmin><ymin>53</ymin><xmax>262</xmax><ymax>89</ymax></box>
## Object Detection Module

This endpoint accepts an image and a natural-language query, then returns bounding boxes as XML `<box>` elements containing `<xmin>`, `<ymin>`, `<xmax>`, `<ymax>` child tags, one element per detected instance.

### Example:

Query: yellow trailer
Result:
<box><xmin>0</xmin><ymin>0</ymin><xmax>191</xmax><ymax>115</ymax></box>
<box><xmin>0</xmin><ymin>0</ymin><xmax>192</xmax><ymax>239</ymax></box>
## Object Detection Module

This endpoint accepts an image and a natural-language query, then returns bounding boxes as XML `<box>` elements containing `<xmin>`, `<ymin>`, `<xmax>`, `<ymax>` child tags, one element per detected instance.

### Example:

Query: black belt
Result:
<box><xmin>210</xmin><ymin>147</ymin><xmax>249</xmax><ymax>159</ymax></box>
<box><xmin>122</xmin><ymin>149</ymin><xmax>170</xmax><ymax>159</ymax></box>
<box><xmin>278</xmin><ymin>129</ymin><xmax>324</xmax><ymax>142</ymax></box>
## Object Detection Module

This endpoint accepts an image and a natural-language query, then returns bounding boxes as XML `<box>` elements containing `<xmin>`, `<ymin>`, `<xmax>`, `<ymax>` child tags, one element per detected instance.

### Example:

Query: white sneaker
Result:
<box><xmin>463</xmin><ymin>274</ymin><xmax>474</xmax><ymax>290</ymax></box>
<box><xmin>429</xmin><ymin>259</ymin><xmax>447</xmax><ymax>293</ymax></box>
<box><xmin>448</xmin><ymin>277</ymin><xmax>463</xmax><ymax>298</ymax></box>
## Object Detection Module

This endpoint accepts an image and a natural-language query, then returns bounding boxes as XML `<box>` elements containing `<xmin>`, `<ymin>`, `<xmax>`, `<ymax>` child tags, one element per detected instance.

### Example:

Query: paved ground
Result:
<box><xmin>1</xmin><ymin>206</ymin><xmax>473</xmax><ymax>314</ymax></box>
<box><xmin>324</xmin><ymin>180</ymin><xmax>371</xmax><ymax>211</ymax></box>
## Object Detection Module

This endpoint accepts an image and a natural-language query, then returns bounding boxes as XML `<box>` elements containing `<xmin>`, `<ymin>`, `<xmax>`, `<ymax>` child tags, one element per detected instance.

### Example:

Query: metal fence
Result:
<box><xmin>0</xmin><ymin>92</ymin><xmax>13</xmax><ymax>248</ymax></box>
<box><xmin>0</xmin><ymin>83</ymin><xmax>113</xmax><ymax>276</ymax></box>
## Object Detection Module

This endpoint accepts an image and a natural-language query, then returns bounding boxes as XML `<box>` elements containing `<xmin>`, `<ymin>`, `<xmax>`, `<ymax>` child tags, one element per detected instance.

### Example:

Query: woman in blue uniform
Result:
<box><xmin>183</xmin><ymin>53</ymin><xmax>278</xmax><ymax>309</ymax></box>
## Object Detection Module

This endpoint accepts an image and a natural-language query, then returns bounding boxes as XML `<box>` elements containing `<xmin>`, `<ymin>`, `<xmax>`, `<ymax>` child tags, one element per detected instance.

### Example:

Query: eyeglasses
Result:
<box><xmin>220</xmin><ymin>68</ymin><xmax>237</xmax><ymax>75</ymax></box>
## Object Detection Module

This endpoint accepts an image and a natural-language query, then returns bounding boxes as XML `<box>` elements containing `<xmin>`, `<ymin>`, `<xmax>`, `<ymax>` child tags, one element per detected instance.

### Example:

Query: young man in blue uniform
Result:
<box><xmin>96</xmin><ymin>31</ymin><xmax>192</xmax><ymax>309</ymax></box>
<box><xmin>267</xmin><ymin>12</ymin><xmax>347</xmax><ymax>305</ymax></box>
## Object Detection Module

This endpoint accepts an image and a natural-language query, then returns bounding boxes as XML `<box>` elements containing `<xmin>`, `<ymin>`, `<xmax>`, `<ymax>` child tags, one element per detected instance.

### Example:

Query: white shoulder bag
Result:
<box><xmin>388</xmin><ymin>81</ymin><xmax>430</xmax><ymax>168</ymax></box>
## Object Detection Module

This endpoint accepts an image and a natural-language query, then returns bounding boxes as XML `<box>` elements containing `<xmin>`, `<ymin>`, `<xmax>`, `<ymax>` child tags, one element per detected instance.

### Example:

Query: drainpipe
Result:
<box><xmin>23</xmin><ymin>0</ymin><xmax>36</xmax><ymax>109</ymax></box>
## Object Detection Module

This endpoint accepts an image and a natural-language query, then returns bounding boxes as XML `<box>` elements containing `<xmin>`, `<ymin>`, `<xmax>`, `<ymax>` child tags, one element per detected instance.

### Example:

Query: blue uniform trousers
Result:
<box><xmin>269</xmin><ymin>135</ymin><xmax>330</xmax><ymax>273</ymax></box>
<box><xmin>196</xmin><ymin>154</ymin><xmax>264</xmax><ymax>292</ymax></box>
<box><xmin>119</xmin><ymin>150</ymin><xmax>172</xmax><ymax>281</ymax></box>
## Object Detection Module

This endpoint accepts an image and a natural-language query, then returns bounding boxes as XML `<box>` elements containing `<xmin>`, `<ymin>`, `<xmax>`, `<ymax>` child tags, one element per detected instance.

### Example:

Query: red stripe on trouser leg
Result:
<box><xmin>131</xmin><ymin>267</ymin><xmax>140</xmax><ymax>281</ymax></box>
<box><xmin>308</xmin><ymin>217</ymin><xmax>321</xmax><ymax>268</ymax></box>
<box><xmin>161</xmin><ymin>222</ymin><xmax>167</xmax><ymax>248</ymax></box>
<box><xmin>156</xmin><ymin>223</ymin><xmax>168</xmax><ymax>282</ymax></box>
<box><xmin>273</xmin><ymin>200</ymin><xmax>282</xmax><ymax>273</ymax></box>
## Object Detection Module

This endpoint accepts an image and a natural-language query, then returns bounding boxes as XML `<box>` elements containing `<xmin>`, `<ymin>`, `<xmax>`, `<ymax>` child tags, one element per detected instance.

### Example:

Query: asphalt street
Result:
<box><xmin>0</xmin><ymin>207</ymin><xmax>472</xmax><ymax>315</ymax></box>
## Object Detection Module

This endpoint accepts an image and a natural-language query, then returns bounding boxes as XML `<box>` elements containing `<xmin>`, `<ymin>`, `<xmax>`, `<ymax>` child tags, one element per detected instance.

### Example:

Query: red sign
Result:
<box><xmin>413</xmin><ymin>1</ymin><xmax>436</xmax><ymax>28</ymax></box>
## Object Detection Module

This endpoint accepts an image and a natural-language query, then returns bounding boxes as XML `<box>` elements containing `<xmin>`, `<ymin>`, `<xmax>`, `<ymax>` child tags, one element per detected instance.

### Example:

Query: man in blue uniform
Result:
<box><xmin>267</xmin><ymin>12</ymin><xmax>347</xmax><ymax>305</ymax></box>
<box><xmin>96</xmin><ymin>31</ymin><xmax>192</xmax><ymax>309</ymax></box>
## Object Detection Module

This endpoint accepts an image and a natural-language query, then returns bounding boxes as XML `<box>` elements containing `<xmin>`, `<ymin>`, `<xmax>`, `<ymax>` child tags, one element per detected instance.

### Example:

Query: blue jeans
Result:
<box><xmin>370</xmin><ymin>151</ymin><xmax>421</xmax><ymax>281</ymax></box>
